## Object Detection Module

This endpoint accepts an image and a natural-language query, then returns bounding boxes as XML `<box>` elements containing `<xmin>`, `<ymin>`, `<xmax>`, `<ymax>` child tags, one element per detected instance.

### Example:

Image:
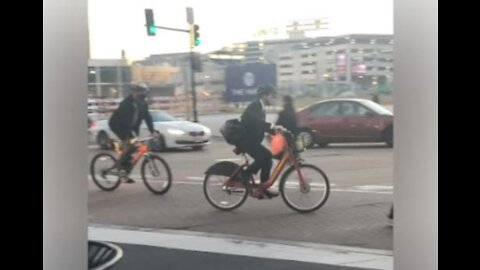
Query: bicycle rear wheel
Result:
<box><xmin>90</xmin><ymin>153</ymin><xmax>121</xmax><ymax>191</ymax></box>
<box><xmin>203</xmin><ymin>173</ymin><xmax>248</xmax><ymax>211</ymax></box>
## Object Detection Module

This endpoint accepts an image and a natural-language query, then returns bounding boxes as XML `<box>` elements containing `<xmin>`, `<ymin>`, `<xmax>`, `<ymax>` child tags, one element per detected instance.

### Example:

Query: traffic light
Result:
<box><xmin>145</xmin><ymin>9</ymin><xmax>156</xmax><ymax>36</ymax></box>
<box><xmin>193</xmin><ymin>24</ymin><xmax>200</xmax><ymax>46</ymax></box>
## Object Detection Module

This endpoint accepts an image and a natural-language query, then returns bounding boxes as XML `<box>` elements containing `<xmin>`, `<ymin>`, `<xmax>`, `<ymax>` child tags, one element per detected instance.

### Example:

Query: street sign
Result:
<box><xmin>225</xmin><ymin>63</ymin><xmax>277</xmax><ymax>102</ymax></box>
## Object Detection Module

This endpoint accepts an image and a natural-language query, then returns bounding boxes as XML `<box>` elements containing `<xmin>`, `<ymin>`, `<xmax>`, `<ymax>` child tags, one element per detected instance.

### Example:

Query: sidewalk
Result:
<box><xmin>89</xmin><ymin>225</ymin><xmax>393</xmax><ymax>270</ymax></box>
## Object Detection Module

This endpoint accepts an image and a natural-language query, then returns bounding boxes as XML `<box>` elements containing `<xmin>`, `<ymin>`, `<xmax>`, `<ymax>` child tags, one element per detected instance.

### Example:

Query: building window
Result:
<box><xmin>279</xmin><ymin>64</ymin><xmax>293</xmax><ymax>68</ymax></box>
<box><xmin>100</xmin><ymin>85</ymin><xmax>120</xmax><ymax>98</ymax></box>
<box><xmin>301</xmin><ymin>70</ymin><xmax>315</xmax><ymax>74</ymax></box>
<box><xmin>121</xmin><ymin>67</ymin><xmax>131</xmax><ymax>82</ymax></box>
<box><xmin>376</xmin><ymin>39</ymin><xmax>392</xmax><ymax>45</ymax></box>
<box><xmin>355</xmin><ymin>38</ymin><xmax>370</xmax><ymax>44</ymax></box>
<box><xmin>88</xmin><ymin>67</ymin><xmax>96</xmax><ymax>83</ymax></box>
<box><xmin>99</xmin><ymin>67</ymin><xmax>117</xmax><ymax>83</ymax></box>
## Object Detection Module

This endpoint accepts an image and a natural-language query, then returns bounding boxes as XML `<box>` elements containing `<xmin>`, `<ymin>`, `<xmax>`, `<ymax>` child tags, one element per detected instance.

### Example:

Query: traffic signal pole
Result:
<box><xmin>144</xmin><ymin>8</ymin><xmax>200</xmax><ymax>122</ymax></box>
<box><xmin>189</xmin><ymin>49</ymin><xmax>198</xmax><ymax>122</ymax></box>
<box><xmin>147</xmin><ymin>25</ymin><xmax>190</xmax><ymax>34</ymax></box>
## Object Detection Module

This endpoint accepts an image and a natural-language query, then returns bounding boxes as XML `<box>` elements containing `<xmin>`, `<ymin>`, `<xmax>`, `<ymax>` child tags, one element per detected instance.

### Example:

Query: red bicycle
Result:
<box><xmin>203</xmin><ymin>130</ymin><xmax>330</xmax><ymax>213</ymax></box>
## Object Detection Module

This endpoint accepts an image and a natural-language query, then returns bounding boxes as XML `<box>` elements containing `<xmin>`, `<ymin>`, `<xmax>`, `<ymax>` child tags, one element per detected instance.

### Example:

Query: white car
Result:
<box><xmin>90</xmin><ymin>110</ymin><xmax>212</xmax><ymax>151</ymax></box>
<box><xmin>88</xmin><ymin>113</ymin><xmax>107</xmax><ymax>145</ymax></box>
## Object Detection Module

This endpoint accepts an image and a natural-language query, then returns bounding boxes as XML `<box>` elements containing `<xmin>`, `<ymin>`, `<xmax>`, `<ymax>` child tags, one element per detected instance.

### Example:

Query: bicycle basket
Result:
<box><xmin>294</xmin><ymin>136</ymin><xmax>306</xmax><ymax>153</ymax></box>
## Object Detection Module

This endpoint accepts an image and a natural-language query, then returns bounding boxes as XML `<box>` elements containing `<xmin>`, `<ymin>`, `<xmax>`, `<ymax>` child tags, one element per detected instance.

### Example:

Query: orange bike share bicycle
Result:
<box><xmin>90</xmin><ymin>137</ymin><xmax>172</xmax><ymax>195</ymax></box>
<box><xmin>203</xmin><ymin>130</ymin><xmax>330</xmax><ymax>213</ymax></box>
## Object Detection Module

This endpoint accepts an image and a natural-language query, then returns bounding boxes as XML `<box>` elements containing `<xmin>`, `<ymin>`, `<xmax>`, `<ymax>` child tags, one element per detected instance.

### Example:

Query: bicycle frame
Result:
<box><xmin>112</xmin><ymin>139</ymin><xmax>150</xmax><ymax>166</ymax></box>
<box><xmin>226</xmin><ymin>133</ymin><xmax>308</xmax><ymax>198</ymax></box>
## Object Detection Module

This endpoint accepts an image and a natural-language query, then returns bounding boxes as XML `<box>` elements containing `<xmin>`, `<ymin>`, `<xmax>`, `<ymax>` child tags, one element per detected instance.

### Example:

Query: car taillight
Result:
<box><xmin>90</xmin><ymin>121</ymin><xmax>97</xmax><ymax>129</ymax></box>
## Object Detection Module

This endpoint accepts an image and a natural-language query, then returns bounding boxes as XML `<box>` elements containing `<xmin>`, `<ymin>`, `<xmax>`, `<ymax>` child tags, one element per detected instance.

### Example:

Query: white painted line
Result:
<box><xmin>88</xmin><ymin>225</ymin><xmax>392</xmax><ymax>270</ymax></box>
<box><xmin>332</xmin><ymin>188</ymin><xmax>393</xmax><ymax>195</ymax></box>
<box><xmin>88</xmin><ymin>175</ymin><xmax>142</xmax><ymax>181</ymax></box>
<box><xmin>355</xmin><ymin>185</ymin><xmax>393</xmax><ymax>190</ymax></box>
<box><xmin>186</xmin><ymin>176</ymin><xmax>205</xmax><ymax>181</ymax></box>
<box><xmin>284</xmin><ymin>182</ymin><xmax>336</xmax><ymax>188</ymax></box>
<box><xmin>174</xmin><ymin>181</ymin><xmax>203</xmax><ymax>185</ymax></box>
<box><xmin>215</xmin><ymin>158</ymin><xmax>241</xmax><ymax>162</ymax></box>
<box><xmin>88</xmin><ymin>175</ymin><xmax>391</xmax><ymax>194</ymax></box>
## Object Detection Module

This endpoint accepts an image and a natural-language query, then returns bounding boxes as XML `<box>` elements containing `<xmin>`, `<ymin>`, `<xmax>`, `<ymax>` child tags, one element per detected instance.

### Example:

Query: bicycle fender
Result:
<box><xmin>205</xmin><ymin>161</ymin><xmax>240</xmax><ymax>176</ymax></box>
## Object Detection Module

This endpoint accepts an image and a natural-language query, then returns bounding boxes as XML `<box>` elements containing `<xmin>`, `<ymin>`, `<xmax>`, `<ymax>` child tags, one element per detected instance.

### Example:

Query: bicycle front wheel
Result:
<box><xmin>279</xmin><ymin>164</ymin><xmax>330</xmax><ymax>213</ymax></box>
<box><xmin>90</xmin><ymin>153</ymin><xmax>121</xmax><ymax>191</ymax></box>
<box><xmin>141</xmin><ymin>155</ymin><xmax>172</xmax><ymax>195</ymax></box>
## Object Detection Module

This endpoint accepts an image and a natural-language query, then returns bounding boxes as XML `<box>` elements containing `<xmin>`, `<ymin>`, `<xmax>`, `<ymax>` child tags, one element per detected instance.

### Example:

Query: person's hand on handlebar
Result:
<box><xmin>151</xmin><ymin>130</ymin><xmax>161</xmax><ymax>139</ymax></box>
<box><xmin>273</xmin><ymin>125</ymin><xmax>287</xmax><ymax>134</ymax></box>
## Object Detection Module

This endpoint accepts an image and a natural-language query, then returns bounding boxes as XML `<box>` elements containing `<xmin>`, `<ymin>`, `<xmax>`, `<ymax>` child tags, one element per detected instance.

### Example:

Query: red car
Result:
<box><xmin>296</xmin><ymin>98</ymin><xmax>393</xmax><ymax>148</ymax></box>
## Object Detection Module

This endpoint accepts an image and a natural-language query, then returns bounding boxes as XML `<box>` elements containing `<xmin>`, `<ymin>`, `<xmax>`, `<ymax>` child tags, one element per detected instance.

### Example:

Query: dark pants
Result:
<box><xmin>114</xmin><ymin>132</ymin><xmax>137</xmax><ymax>172</ymax></box>
<box><xmin>244</xmin><ymin>144</ymin><xmax>273</xmax><ymax>183</ymax></box>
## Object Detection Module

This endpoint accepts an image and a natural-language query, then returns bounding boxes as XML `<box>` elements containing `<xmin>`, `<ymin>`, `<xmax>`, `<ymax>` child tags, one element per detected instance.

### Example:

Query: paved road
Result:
<box><xmin>88</xmin><ymin>140</ymin><xmax>393</xmax><ymax>250</ymax></box>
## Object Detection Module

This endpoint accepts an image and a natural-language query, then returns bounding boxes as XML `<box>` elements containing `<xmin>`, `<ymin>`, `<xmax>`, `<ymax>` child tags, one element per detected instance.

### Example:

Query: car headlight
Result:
<box><xmin>203</xmin><ymin>127</ymin><xmax>211</xmax><ymax>134</ymax></box>
<box><xmin>167</xmin><ymin>129</ymin><xmax>185</xmax><ymax>135</ymax></box>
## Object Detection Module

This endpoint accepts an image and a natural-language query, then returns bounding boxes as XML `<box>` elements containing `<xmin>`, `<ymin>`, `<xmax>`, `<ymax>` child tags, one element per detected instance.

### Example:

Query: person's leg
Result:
<box><xmin>117</xmin><ymin>139</ymin><xmax>136</xmax><ymax>172</ymax></box>
<box><xmin>117</xmin><ymin>137</ymin><xmax>137</xmax><ymax>183</ymax></box>
<box><xmin>244</xmin><ymin>144</ymin><xmax>266</xmax><ymax>177</ymax></box>
<box><xmin>257</xmin><ymin>146</ymin><xmax>273</xmax><ymax>183</ymax></box>
<box><xmin>245</xmin><ymin>145</ymin><xmax>277</xmax><ymax>198</ymax></box>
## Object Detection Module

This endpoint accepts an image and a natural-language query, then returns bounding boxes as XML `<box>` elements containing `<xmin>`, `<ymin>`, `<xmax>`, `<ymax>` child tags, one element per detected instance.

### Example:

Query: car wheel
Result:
<box><xmin>317</xmin><ymin>142</ymin><xmax>329</xmax><ymax>148</ymax></box>
<box><xmin>298</xmin><ymin>130</ymin><xmax>315</xmax><ymax>148</ymax></box>
<box><xmin>384</xmin><ymin>126</ymin><xmax>393</xmax><ymax>147</ymax></box>
<box><xmin>97</xmin><ymin>132</ymin><xmax>112</xmax><ymax>150</ymax></box>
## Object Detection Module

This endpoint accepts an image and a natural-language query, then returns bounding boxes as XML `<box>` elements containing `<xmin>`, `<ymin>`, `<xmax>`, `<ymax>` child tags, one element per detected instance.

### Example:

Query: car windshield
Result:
<box><xmin>150</xmin><ymin>111</ymin><xmax>177</xmax><ymax>122</ymax></box>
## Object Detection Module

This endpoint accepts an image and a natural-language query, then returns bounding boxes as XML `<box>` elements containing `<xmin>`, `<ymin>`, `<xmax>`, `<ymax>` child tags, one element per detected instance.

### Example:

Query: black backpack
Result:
<box><xmin>220</xmin><ymin>118</ymin><xmax>246</xmax><ymax>146</ymax></box>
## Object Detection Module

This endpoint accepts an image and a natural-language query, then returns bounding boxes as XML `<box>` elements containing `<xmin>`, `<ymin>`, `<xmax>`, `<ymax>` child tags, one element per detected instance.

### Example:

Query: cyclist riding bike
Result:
<box><xmin>108</xmin><ymin>82</ymin><xmax>159</xmax><ymax>183</ymax></box>
<box><xmin>236</xmin><ymin>85</ymin><xmax>285</xmax><ymax>199</ymax></box>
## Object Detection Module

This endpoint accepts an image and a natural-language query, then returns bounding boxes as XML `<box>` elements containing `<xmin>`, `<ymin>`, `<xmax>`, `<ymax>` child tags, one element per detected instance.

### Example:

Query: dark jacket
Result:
<box><xmin>276</xmin><ymin>109</ymin><xmax>298</xmax><ymax>135</ymax></box>
<box><xmin>108</xmin><ymin>95</ymin><xmax>154</xmax><ymax>140</ymax></box>
<box><xmin>239</xmin><ymin>100</ymin><xmax>273</xmax><ymax>147</ymax></box>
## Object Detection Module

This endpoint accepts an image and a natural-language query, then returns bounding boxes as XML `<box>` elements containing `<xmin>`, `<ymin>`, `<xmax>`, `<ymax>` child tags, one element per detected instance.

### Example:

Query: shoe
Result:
<box><xmin>124</xmin><ymin>178</ymin><xmax>135</xmax><ymax>184</ymax></box>
<box><xmin>119</xmin><ymin>170</ymin><xmax>135</xmax><ymax>184</ymax></box>
<box><xmin>263</xmin><ymin>189</ymin><xmax>279</xmax><ymax>199</ymax></box>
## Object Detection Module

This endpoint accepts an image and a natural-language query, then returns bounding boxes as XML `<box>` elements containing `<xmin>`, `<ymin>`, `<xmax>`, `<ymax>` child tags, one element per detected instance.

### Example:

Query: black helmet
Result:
<box><xmin>257</xmin><ymin>84</ymin><xmax>276</xmax><ymax>96</ymax></box>
<box><xmin>130</xmin><ymin>82</ymin><xmax>148</xmax><ymax>92</ymax></box>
